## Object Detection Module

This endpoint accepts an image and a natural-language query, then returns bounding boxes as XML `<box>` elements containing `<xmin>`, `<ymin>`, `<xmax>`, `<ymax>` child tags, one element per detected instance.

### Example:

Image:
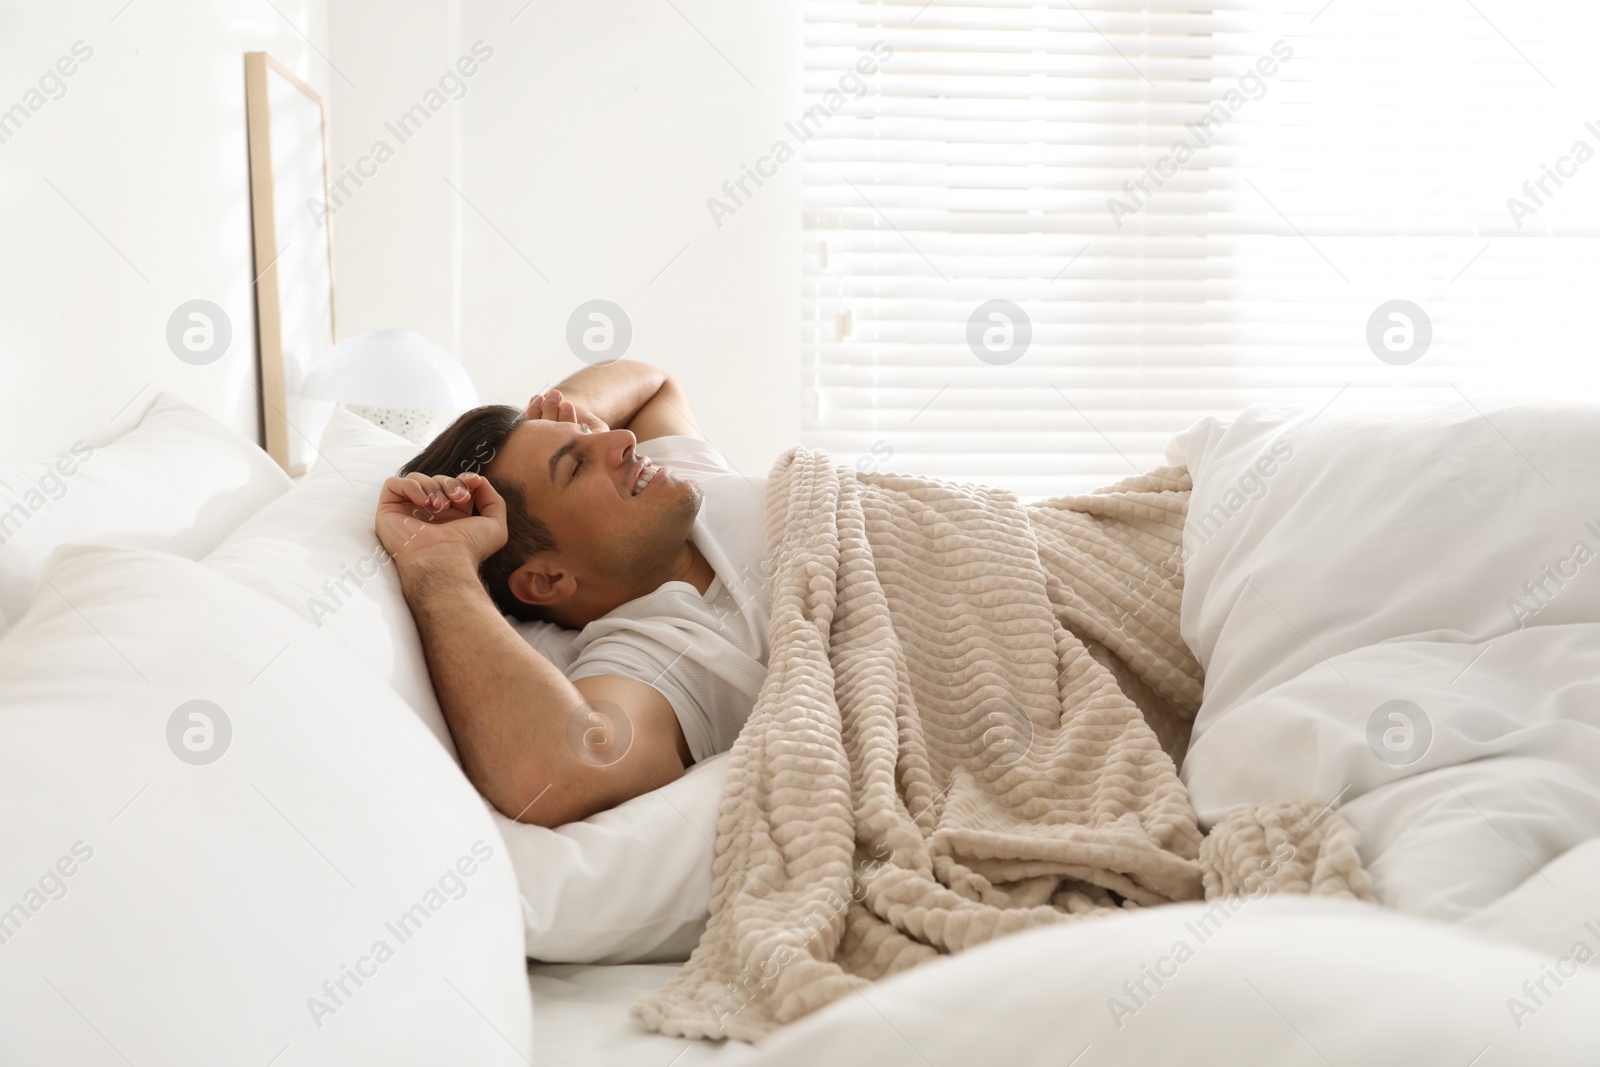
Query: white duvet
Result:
<box><xmin>541</xmin><ymin>399</ymin><xmax>1600</xmax><ymax>1066</ymax></box>
<box><xmin>1169</xmin><ymin>399</ymin><xmax>1600</xmax><ymax>923</ymax></box>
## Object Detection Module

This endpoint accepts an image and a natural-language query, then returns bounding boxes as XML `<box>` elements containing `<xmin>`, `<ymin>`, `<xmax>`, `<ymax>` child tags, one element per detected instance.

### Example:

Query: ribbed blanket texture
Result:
<box><xmin>631</xmin><ymin>448</ymin><xmax>1371</xmax><ymax>1042</ymax></box>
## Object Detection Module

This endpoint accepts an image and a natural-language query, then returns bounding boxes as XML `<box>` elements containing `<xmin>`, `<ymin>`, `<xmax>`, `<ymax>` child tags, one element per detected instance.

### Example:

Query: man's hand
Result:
<box><xmin>376</xmin><ymin>469</ymin><xmax>507</xmax><ymax>567</ymax></box>
<box><xmin>530</xmin><ymin>363</ymin><xmax>703</xmax><ymax>442</ymax></box>
<box><xmin>523</xmin><ymin>387</ymin><xmax>609</xmax><ymax>434</ymax></box>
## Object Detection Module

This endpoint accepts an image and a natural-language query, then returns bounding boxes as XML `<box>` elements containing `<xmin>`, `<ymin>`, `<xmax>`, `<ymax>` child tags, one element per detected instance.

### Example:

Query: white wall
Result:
<box><xmin>0</xmin><ymin>0</ymin><xmax>334</xmax><ymax>456</ymax></box>
<box><xmin>2</xmin><ymin>0</ymin><xmax>802</xmax><ymax>475</ymax></box>
<box><xmin>452</xmin><ymin>0</ymin><xmax>803</xmax><ymax>477</ymax></box>
<box><xmin>331</xmin><ymin>0</ymin><xmax>805</xmax><ymax>476</ymax></box>
<box><xmin>325</xmin><ymin>0</ymin><xmax>462</xmax><ymax>357</ymax></box>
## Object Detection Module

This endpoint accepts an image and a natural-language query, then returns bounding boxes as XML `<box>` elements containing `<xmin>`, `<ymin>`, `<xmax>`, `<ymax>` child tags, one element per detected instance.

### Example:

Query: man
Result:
<box><xmin>374</xmin><ymin>361</ymin><xmax>770</xmax><ymax>830</ymax></box>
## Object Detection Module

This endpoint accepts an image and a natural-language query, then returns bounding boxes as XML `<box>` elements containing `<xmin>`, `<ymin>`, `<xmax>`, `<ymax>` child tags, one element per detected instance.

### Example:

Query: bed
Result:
<box><xmin>529</xmin><ymin>962</ymin><xmax>759</xmax><ymax>1066</ymax></box>
<box><xmin>4</xmin><ymin>390</ymin><xmax>1600</xmax><ymax>1065</ymax></box>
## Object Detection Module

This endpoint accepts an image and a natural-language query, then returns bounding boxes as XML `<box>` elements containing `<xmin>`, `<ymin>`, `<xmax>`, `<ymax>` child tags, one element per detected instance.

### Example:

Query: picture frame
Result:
<box><xmin>243</xmin><ymin>51</ymin><xmax>338</xmax><ymax>476</ymax></box>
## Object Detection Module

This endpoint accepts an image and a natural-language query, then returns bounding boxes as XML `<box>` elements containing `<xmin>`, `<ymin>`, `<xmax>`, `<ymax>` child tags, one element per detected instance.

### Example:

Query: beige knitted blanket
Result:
<box><xmin>631</xmin><ymin>448</ymin><xmax>1371</xmax><ymax>1043</ymax></box>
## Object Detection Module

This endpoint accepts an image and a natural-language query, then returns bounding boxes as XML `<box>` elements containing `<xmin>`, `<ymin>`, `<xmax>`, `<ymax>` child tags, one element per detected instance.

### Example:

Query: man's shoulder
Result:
<box><xmin>636</xmin><ymin>435</ymin><xmax>735</xmax><ymax>477</ymax></box>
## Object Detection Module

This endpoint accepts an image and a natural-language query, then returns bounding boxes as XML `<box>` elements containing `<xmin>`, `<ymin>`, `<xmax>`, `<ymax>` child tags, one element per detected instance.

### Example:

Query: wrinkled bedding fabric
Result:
<box><xmin>633</xmin><ymin>449</ymin><xmax>1370</xmax><ymax>1042</ymax></box>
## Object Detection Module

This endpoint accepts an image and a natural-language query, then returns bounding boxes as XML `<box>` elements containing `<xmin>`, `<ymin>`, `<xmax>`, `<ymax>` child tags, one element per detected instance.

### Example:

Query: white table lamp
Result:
<box><xmin>299</xmin><ymin>329</ymin><xmax>479</xmax><ymax>444</ymax></box>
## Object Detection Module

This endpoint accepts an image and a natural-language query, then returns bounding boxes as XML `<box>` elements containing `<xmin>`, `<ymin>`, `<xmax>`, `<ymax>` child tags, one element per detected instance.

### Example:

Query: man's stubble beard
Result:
<box><xmin>613</xmin><ymin>477</ymin><xmax>705</xmax><ymax>592</ymax></box>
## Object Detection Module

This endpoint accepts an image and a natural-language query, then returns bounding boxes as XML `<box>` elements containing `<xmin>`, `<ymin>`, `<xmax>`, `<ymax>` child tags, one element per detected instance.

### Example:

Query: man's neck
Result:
<box><xmin>558</xmin><ymin>541</ymin><xmax>715</xmax><ymax>628</ymax></box>
<box><xmin>665</xmin><ymin>539</ymin><xmax>715</xmax><ymax>596</ymax></box>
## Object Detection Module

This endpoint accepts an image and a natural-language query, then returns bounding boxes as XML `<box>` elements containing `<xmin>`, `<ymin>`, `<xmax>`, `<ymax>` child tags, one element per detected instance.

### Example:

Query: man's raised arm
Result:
<box><xmin>526</xmin><ymin>359</ymin><xmax>705</xmax><ymax>443</ymax></box>
<box><xmin>375</xmin><ymin>469</ymin><xmax>687</xmax><ymax>828</ymax></box>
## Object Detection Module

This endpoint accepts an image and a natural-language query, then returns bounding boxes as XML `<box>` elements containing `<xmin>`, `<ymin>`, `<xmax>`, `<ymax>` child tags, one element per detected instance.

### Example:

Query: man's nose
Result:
<box><xmin>602</xmin><ymin>427</ymin><xmax>637</xmax><ymax>459</ymax></box>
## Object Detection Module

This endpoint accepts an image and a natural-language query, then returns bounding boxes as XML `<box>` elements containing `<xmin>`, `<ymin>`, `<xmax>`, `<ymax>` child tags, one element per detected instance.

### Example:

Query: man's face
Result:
<box><xmin>487</xmin><ymin>419</ymin><xmax>702</xmax><ymax>609</ymax></box>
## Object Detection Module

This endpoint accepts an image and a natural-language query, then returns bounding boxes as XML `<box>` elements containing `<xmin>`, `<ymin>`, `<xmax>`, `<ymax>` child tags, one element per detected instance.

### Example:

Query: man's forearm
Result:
<box><xmin>548</xmin><ymin>360</ymin><xmax>668</xmax><ymax>431</ymax></box>
<box><xmin>396</xmin><ymin>549</ymin><xmax>575</xmax><ymax>821</ymax></box>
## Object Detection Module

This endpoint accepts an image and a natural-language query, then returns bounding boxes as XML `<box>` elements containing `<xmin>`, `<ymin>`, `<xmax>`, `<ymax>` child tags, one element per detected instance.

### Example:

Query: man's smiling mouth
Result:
<box><xmin>630</xmin><ymin>460</ymin><xmax>661</xmax><ymax>496</ymax></box>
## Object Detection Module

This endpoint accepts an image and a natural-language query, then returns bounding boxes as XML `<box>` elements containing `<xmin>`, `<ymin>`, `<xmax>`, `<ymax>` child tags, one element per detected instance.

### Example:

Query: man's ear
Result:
<box><xmin>507</xmin><ymin>557</ymin><xmax>576</xmax><ymax>608</ymax></box>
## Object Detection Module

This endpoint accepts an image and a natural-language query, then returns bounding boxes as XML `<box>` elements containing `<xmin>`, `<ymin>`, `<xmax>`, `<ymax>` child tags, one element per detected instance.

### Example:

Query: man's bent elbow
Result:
<box><xmin>491</xmin><ymin>764</ymin><xmax>616</xmax><ymax>829</ymax></box>
<box><xmin>484</xmin><ymin>764</ymin><xmax>568</xmax><ymax>828</ymax></box>
<box><xmin>482</xmin><ymin>728</ymin><xmax>687</xmax><ymax>828</ymax></box>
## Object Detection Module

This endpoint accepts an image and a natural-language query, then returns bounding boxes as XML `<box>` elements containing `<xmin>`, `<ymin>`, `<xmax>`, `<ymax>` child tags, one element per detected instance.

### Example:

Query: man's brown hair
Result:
<box><xmin>400</xmin><ymin>405</ymin><xmax>557</xmax><ymax>623</ymax></box>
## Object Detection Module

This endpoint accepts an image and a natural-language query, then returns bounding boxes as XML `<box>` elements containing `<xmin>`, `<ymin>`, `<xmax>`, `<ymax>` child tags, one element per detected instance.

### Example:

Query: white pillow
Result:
<box><xmin>743</xmin><ymin>897</ymin><xmax>1600</xmax><ymax>1065</ymax></box>
<box><xmin>1167</xmin><ymin>400</ymin><xmax>1600</xmax><ymax>919</ymax></box>
<box><xmin>0</xmin><ymin>545</ymin><xmax>531</xmax><ymax>1065</ymax></box>
<box><xmin>206</xmin><ymin>407</ymin><xmax>722</xmax><ymax>964</ymax></box>
<box><xmin>205</xmin><ymin>407</ymin><xmax>454</xmax><ymax>758</ymax></box>
<box><xmin>512</xmin><ymin>618</ymin><xmax>581</xmax><ymax>672</ymax></box>
<box><xmin>501</xmin><ymin>750</ymin><xmax>729</xmax><ymax>964</ymax></box>
<box><xmin>0</xmin><ymin>392</ymin><xmax>291</xmax><ymax>636</ymax></box>
<box><xmin>1167</xmin><ymin>398</ymin><xmax>1600</xmax><ymax>721</ymax></box>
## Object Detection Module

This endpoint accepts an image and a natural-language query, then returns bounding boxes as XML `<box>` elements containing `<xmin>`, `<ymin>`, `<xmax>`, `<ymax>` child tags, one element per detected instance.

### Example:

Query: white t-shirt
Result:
<box><xmin>561</xmin><ymin>436</ymin><xmax>771</xmax><ymax>765</ymax></box>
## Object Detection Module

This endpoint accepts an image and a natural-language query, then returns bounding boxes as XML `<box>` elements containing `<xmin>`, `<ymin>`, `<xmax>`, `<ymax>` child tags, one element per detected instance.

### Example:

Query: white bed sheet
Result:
<box><xmin>530</xmin><ymin>876</ymin><xmax>1600</xmax><ymax>1067</ymax></box>
<box><xmin>528</xmin><ymin>961</ymin><xmax>761</xmax><ymax>1066</ymax></box>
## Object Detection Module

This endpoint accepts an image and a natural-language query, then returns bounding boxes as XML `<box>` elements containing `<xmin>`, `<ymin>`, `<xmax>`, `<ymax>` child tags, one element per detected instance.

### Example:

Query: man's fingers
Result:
<box><xmin>437</xmin><ymin>474</ymin><xmax>472</xmax><ymax>502</ymax></box>
<box><xmin>384</xmin><ymin>473</ymin><xmax>479</xmax><ymax>517</ymax></box>
<box><xmin>525</xmin><ymin>390</ymin><xmax>559</xmax><ymax>421</ymax></box>
<box><xmin>524</xmin><ymin>387</ymin><xmax>594</xmax><ymax>428</ymax></box>
<box><xmin>538</xmin><ymin>388</ymin><xmax>569</xmax><ymax>423</ymax></box>
<box><xmin>383</xmin><ymin>475</ymin><xmax>431</xmax><ymax>510</ymax></box>
<box><xmin>462</xmin><ymin>471</ymin><xmax>506</xmax><ymax>521</ymax></box>
<box><xmin>417</xmin><ymin>474</ymin><xmax>462</xmax><ymax>511</ymax></box>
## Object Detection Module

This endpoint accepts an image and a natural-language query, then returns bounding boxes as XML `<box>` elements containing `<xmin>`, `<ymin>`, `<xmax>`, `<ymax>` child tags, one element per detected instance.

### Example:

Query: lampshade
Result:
<box><xmin>299</xmin><ymin>329</ymin><xmax>479</xmax><ymax>409</ymax></box>
<box><xmin>298</xmin><ymin>330</ymin><xmax>479</xmax><ymax>445</ymax></box>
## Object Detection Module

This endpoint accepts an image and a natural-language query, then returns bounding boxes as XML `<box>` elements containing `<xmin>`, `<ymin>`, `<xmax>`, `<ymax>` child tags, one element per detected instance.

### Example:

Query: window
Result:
<box><xmin>801</xmin><ymin>0</ymin><xmax>1600</xmax><ymax>497</ymax></box>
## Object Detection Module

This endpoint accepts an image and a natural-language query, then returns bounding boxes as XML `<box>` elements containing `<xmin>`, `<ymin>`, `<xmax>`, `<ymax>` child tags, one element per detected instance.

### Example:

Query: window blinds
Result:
<box><xmin>800</xmin><ymin>0</ymin><xmax>1600</xmax><ymax>498</ymax></box>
